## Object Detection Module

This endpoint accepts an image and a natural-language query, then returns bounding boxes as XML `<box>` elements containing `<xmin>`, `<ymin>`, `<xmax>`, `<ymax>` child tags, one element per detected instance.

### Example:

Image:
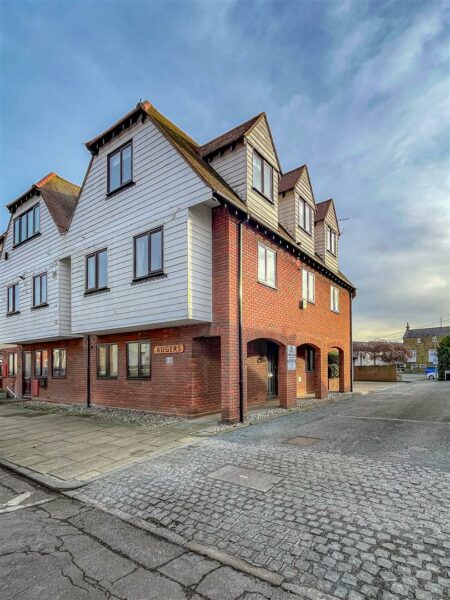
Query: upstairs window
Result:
<box><xmin>7</xmin><ymin>283</ymin><xmax>19</xmax><ymax>314</ymax></box>
<box><xmin>134</xmin><ymin>227</ymin><xmax>163</xmax><ymax>280</ymax></box>
<box><xmin>52</xmin><ymin>348</ymin><xmax>67</xmax><ymax>378</ymax></box>
<box><xmin>330</xmin><ymin>285</ymin><xmax>339</xmax><ymax>312</ymax></box>
<box><xmin>108</xmin><ymin>141</ymin><xmax>132</xmax><ymax>193</ymax></box>
<box><xmin>8</xmin><ymin>352</ymin><xmax>17</xmax><ymax>377</ymax></box>
<box><xmin>13</xmin><ymin>205</ymin><xmax>40</xmax><ymax>246</ymax></box>
<box><xmin>252</xmin><ymin>151</ymin><xmax>273</xmax><ymax>202</ymax></box>
<box><xmin>127</xmin><ymin>341</ymin><xmax>151</xmax><ymax>378</ymax></box>
<box><xmin>298</xmin><ymin>198</ymin><xmax>313</xmax><ymax>234</ymax></box>
<box><xmin>326</xmin><ymin>226</ymin><xmax>337</xmax><ymax>255</ymax></box>
<box><xmin>33</xmin><ymin>273</ymin><xmax>47</xmax><ymax>307</ymax></box>
<box><xmin>86</xmin><ymin>249</ymin><xmax>108</xmax><ymax>292</ymax></box>
<box><xmin>417</xmin><ymin>338</ymin><xmax>422</xmax><ymax>344</ymax></box>
<box><xmin>306</xmin><ymin>347</ymin><xmax>315</xmax><ymax>372</ymax></box>
<box><xmin>35</xmin><ymin>350</ymin><xmax>49</xmax><ymax>377</ymax></box>
<box><xmin>97</xmin><ymin>344</ymin><xmax>118</xmax><ymax>378</ymax></box>
<box><xmin>257</xmin><ymin>242</ymin><xmax>276</xmax><ymax>288</ymax></box>
<box><xmin>302</xmin><ymin>269</ymin><xmax>315</xmax><ymax>303</ymax></box>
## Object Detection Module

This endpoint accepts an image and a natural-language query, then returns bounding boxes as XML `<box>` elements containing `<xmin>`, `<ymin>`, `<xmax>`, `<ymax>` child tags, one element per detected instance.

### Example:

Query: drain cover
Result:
<box><xmin>207</xmin><ymin>465</ymin><xmax>282</xmax><ymax>492</ymax></box>
<box><xmin>285</xmin><ymin>436</ymin><xmax>320</xmax><ymax>446</ymax></box>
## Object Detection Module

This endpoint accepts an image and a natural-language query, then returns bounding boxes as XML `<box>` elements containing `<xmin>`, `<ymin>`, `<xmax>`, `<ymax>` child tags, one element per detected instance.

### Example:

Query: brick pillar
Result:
<box><xmin>339</xmin><ymin>348</ymin><xmax>351</xmax><ymax>392</ymax></box>
<box><xmin>278</xmin><ymin>345</ymin><xmax>297</xmax><ymax>408</ymax></box>
<box><xmin>220</xmin><ymin>328</ymin><xmax>243</xmax><ymax>423</ymax></box>
<box><xmin>315</xmin><ymin>348</ymin><xmax>328</xmax><ymax>399</ymax></box>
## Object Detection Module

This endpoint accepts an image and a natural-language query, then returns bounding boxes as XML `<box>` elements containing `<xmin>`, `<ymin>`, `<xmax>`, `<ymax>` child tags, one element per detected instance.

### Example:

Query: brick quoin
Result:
<box><xmin>11</xmin><ymin>206</ymin><xmax>352</xmax><ymax>422</ymax></box>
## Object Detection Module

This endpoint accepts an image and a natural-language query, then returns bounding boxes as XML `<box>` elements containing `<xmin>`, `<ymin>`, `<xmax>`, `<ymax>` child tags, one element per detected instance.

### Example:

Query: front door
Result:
<box><xmin>23</xmin><ymin>352</ymin><xmax>32</xmax><ymax>397</ymax></box>
<box><xmin>267</xmin><ymin>343</ymin><xmax>278</xmax><ymax>397</ymax></box>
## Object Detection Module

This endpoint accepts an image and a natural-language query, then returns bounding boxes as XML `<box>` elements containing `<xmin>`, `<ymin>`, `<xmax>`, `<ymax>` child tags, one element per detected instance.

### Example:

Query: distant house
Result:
<box><xmin>403</xmin><ymin>323</ymin><xmax>450</xmax><ymax>370</ymax></box>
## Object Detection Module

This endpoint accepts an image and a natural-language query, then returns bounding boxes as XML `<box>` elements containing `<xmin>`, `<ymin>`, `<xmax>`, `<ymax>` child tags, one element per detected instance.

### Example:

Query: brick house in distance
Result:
<box><xmin>403</xmin><ymin>323</ymin><xmax>450</xmax><ymax>371</ymax></box>
<box><xmin>0</xmin><ymin>101</ymin><xmax>355</xmax><ymax>422</ymax></box>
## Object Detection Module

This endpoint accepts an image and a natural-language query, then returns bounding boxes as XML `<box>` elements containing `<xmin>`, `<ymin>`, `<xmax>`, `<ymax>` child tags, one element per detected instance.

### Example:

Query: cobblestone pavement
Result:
<box><xmin>0</xmin><ymin>468</ymin><xmax>304</xmax><ymax>600</ymax></box>
<box><xmin>73</xmin><ymin>382</ymin><xmax>450</xmax><ymax>600</ymax></box>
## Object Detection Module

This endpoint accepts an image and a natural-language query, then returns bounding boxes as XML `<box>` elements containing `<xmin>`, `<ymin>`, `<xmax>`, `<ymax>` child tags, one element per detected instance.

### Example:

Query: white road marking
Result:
<box><xmin>0</xmin><ymin>491</ymin><xmax>52</xmax><ymax>513</ymax></box>
<box><xmin>0</xmin><ymin>499</ymin><xmax>52</xmax><ymax>513</ymax></box>
<box><xmin>338</xmin><ymin>415</ymin><xmax>450</xmax><ymax>425</ymax></box>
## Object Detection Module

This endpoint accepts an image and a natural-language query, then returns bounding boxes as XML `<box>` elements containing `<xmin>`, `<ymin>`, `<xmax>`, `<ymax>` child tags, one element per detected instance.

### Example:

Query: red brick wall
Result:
<box><xmin>246</xmin><ymin>341</ymin><xmax>269</xmax><ymax>405</ymax></box>
<box><xmin>0</xmin><ymin>346</ymin><xmax>20</xmax><ymax>396</ymax></box>
<box><xmin>89</xmin><ymin>325</ymin><xmax>218</xmax><ymax>416</ymax></box>
<box><xmin>17</xmin><ymin>338</ymin><xmax>87</xmax><ymax>404</ymax></box>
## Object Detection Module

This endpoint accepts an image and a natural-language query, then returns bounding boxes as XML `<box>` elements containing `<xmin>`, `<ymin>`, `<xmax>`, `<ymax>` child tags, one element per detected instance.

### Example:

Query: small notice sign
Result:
<box><xmin>154</xmin><ymin>344</ymin><xmax>185</xmax><ymax>354</ymax></box>
<box><xmin>287</xmin><ymin>345</ymin><xmax>296</xmax><ymax>371</ymax></box>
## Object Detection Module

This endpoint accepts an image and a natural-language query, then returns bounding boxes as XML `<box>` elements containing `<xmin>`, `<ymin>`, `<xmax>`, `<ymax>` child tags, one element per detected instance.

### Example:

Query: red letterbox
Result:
<box><xmin>31</xmin><ymin>378</ymin><xmax>40</xmax><ymax>397</ymax></box>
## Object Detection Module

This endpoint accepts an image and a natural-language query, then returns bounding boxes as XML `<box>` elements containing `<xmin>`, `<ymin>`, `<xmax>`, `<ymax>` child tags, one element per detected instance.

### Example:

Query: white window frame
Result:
<box><xmin>326</xmin><ymin>226</ymin><xmax>337</xmax><ymax>255</ymax></box>
<box><xmin>301</xmin><ymin>269</ymin><xmax>315</xmax><ymax>303</ymax></box>
<box><xmin>407</xmin><ymin>349</ymin><xmax>417</xmax><ymax>363</ymax></box>
<box><xmin>298</xmin><ymin>198</ymin><xmax>312</xmax><ymax>234</ymax></box>
<box><xmin>257</xmin><ymin>242</ymin><xmax>276</xmax><ymax>288</ymax></box>
<box><xmin>252</xmin><ymin>151</ymin><xmax>273</xmax><ymax>202</ymax></box>
<box><xmin>417</xmin><ymin>338</ymin><xmax>421</xmax><ymax>344</ymax></box>
<box><xmin>330</xmin><ymin>285</ymin><xmax>339</xmax><ymax>312</ymax></box>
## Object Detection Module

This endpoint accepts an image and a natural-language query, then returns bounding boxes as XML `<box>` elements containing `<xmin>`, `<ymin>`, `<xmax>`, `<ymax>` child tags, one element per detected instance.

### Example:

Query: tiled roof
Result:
<box><xmin>279</xmin><ymin>166</ymin><xmax>306</xmax><ymax>194</ymax></box>
<box><xmin>7</xmin><ymin>173</ymin><xmax>80</xmax><ymax>233</ymax></box>
<box><xmin>315</xmin><ymin>199</ymin><xmax>332</xmax><ymax>222</ymax></box>
<box><xmin>198</xmin><ymin>114</ymin><xmax>263</xmax><ymax>157</ymax></box>
<box><xmin>141</xmin><ymin>102</ymin><xmax>246</xmax><ymax>211</ymax></box>
<box><xmin>404</xmin><ymin>326</ymin><xmax>450</xmax><ymax>339</ymax></box>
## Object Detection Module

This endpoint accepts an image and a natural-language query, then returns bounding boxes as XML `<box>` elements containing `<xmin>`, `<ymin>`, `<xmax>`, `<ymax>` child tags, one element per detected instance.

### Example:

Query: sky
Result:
<box><xmin>0</xmin><ymin>0</ymin><xmax>449</xmax><ymax>341</ymax></box>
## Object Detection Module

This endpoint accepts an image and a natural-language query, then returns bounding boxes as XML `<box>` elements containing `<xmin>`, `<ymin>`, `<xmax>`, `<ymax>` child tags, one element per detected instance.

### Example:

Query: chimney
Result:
<box><xmin>406</xmin><ymin>322</ymin><xmax>410</xmax><ymax>331</ymax></box>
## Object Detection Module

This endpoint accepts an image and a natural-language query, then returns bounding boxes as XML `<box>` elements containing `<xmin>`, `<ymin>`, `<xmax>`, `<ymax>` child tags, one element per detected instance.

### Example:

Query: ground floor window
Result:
<box><xmin>8</xmin><ymin>352</ymin><xmax>17</xmax><ymax>376</ymax></box>
<box><xmin>306</xmin><ymin>347</ymin><xmax>315</xmax><ymax>372</ymax></box>
<box><xmin>52</xmin><ymin>349</ymin><xmax>67</xmax><ymax>378</ymax></box>
<box><xmin>97</xmin><ymin>344</ymin><xmax>118</xmax><ymax>378</ymax></box>
<box><xmin>35</xmin><ymin>350</ymin><xmax>49</xmax><ymax>377</ymax></box>
<box><xmin>127</xmin><ymin>341</ymin><xmax>151</xmax><ymax>378</ymax></box>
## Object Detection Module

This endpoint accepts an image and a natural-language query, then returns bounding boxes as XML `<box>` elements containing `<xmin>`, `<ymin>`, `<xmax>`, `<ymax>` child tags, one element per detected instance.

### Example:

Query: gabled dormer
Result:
<box><xmin>199</xmin><ymin>113</ymin><xmax>281</xmax><ymax>229</ymax></box>
<box><xmin>278</xmin><ymin>165</ymin><xmax>316</xmax><ymax>256</ymax></box>
<box><xmin>314</xmin><ymin>199</ymin><xmax>340</xmax><ymax>272</ymax></box>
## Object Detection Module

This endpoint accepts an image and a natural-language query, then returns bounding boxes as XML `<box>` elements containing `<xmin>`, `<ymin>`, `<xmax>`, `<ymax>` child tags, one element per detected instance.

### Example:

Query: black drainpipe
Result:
<box><xmin>349</xmin><ymin>292</ymin><xmax>353</xmax><ymax>392</ymax></box>
<box><xmin>238</xmin><ymin>218</ymin><xmax>245</xmax><ymax>423</ymax></box>
<box><xmin>86</xmin><ymin>335</ymin><xmax>91</xmax><ymax>407</ymax></box>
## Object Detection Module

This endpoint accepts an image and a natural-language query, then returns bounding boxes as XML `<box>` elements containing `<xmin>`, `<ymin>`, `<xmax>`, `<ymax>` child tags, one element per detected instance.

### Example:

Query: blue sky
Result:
<box><xmin>1</xmin><ymin>0</ymin><xmax>449</xmax><ymax>340</ymax></box>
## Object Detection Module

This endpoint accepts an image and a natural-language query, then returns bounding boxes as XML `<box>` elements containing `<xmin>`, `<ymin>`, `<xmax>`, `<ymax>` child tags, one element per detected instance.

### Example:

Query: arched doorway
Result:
<box><xmin>297</xmin><ymin>344</ymin><xmax>321</xmax><ymax>398</ymax></box>
<box><xmin>328</xmin><ymin>347</ymin><xmax>345</xmax><ymax>392</ymax></box>
<box><xmin>247</xmin><ymin>339</ymin><xmax>280</xmax><ymax>406</ymax></box>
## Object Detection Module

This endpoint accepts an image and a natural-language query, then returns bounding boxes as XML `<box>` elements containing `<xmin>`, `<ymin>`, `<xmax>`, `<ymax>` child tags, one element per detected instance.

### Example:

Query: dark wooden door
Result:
<box><xmin>267</xmin><ymin>343</ymin><xmax>278</xmax><ymax>397</ymax></box>
<box><xmin>23</xmin><ymin>351</ymin><xmax>31</xmax><ymax>397</ymax></box>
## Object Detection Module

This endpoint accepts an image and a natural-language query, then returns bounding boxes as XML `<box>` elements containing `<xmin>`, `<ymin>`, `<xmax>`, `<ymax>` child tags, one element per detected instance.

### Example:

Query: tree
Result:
<box><xmin>353</xmin><ymin>341</ymin><xmax>410</xmax><ymax>366</ymax></box>
<box><xmin>328</xmin><ymin>351</ymin><xmax>339</xmax><ymax>378</ymax></box>
<box><xmin>437</xmin><ymin>335</ymin><xmax>450</xmax><ymax>381</ymax></box>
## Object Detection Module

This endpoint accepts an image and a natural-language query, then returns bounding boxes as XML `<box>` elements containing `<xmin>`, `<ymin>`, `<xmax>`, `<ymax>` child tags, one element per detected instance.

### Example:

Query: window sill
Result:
<box><xmin>257</xmin><ymin>280</ymin><xmax>277</xmax><ymax>291</ymax></box>
<box><xmin>132</xmin><ymin>272</ymin><xmax>166</xmax><ymax>285</ymax></box>
<box><xmin>84</xmin><ymin>287</ymin><xmax>110</xmax><ymax>296</ymax></box>
<box><xmin>31</xmin><ymin>303</ymin><xmax>49</xmax><ymax>311</ymax></box>
<box><xmin>252</xmin><ymin>186</ymin><xmax>274</xmax><ymax>204</ymax></box>
<box><xmin>301</xmin><ymin>299</ymin><xmax>315</xmax><ymax>305</ymax></box>
<box><xmin>299</xmin><ymin>226</ymin><xmax>313</xmax><ymax>237</ymax></box>
<box><xmin>126</xmin><ymin>377</ymin><xmax>151</xmax><ymax>381</ymax></box>
<box><xmin>52</xmin><ymin>375</ymin><xmax>67</xmax><ymax>379</ymax></box>
<box><xmin>326</xmin><ymin>250</ymin><xmax>337</xmax><ymax>257</ymax></box>
<box><xmin>331</xmin><ymin>309</ymin><xmax>340</xmax><ymax>314</ymax></box>
<box><xmin>106</xmin><ymin>180</ymin><xmax>135</xmax><ymax>198</ymax></box>
<box><xmin>6</xmin><ymin>311</ymin><xmax>20</xmax><ymax>317</ymax></box>
<box><xmin>13</xmin><ymin>232</ymin><xmax>41</xmax><ymax>249</ymax></box>
<box><xmin>97</xmin><ymin>376</ymin><xmax>118</xmax><ymax>380</ymax></box>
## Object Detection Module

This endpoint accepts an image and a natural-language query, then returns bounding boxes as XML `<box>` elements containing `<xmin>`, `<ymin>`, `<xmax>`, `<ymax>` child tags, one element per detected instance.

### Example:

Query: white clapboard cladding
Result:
<box><xmin>245</xmin><ymin>117</ymin><xmax>280</xmax><ymax>230</ymax></box>
<box><xmin>0</xmin><ymin>195</ymin><xmax>74</xmax><ymax>343</ymax></box>
<box><xmin>188</xmin><ymin>204</ymin><xmax>212</xmax><ymax>322</ymax></box>
<box><xmin>208</xmin><ymin>143</ymin><xmax>247</xmax><ymax>200</ymax></box>
<box><xmin>66</xmin><ymin>117</ymin><xmax>214</xmax><ymax>334</ymax></box>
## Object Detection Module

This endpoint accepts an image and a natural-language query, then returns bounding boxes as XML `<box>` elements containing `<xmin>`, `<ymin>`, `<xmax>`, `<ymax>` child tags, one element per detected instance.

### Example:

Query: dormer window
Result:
<box><xmin>108</xmin><ymin>141</ymin><xmax>132</xmax><ymax>194</ymax></box>
<box><xmin>13</xmin><ymin>204</ymin><xmax>40</xmax><ymax>246</ymax></box>
<box><xmin>326</xmin><ymin>226</ymin><xmax>337</xmax><ymax>255</ymax></box>
<box><xmin>252</xmin><ymin>151</ymin><xmax>273</xmax><ymax>202</ymax></box>
<box><xmin>298</xmin><ymin>198</ymin><xmax>313</xmax><ymax>234</ymax></box>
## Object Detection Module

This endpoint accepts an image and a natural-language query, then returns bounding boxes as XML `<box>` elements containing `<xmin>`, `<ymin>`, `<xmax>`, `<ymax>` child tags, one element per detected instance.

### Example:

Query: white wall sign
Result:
<box><xmin>287</xmin><ymin>345</ymin><xmax>296</xmax><ymax>371</ymax></box>
<box><xmin>429</xmin><ymin>349</ymin><xmax>438</xmax><ymax>364</ymax></box>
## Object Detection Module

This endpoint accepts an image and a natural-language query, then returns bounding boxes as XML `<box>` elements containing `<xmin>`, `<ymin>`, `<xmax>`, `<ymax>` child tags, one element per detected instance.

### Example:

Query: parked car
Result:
<box><xmin>425</xmin><ymin>367</ymin><xmax>438</xmax><ymax>380</ymax></box>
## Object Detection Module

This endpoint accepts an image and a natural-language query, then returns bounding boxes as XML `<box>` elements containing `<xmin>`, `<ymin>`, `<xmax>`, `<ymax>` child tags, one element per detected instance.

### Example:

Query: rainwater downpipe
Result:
<box><xmin>86</xmin><ymin>335</ymin><xmax>91</xmax><ymax>407</ymax></box>
<box><xmin>238</xmin><ymin>217</ymin><xmax>245</xmax><ymax>423</ymax></box>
